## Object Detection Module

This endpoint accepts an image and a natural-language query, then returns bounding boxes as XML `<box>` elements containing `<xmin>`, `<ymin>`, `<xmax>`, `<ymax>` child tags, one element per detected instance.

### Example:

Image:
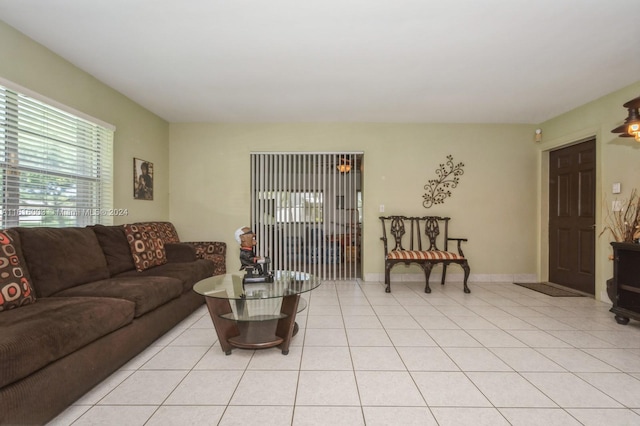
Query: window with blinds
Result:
<box><xmin>0</xmin><ymin>83</ymin><xmax>114</xmax><ymax>228</ymax></box>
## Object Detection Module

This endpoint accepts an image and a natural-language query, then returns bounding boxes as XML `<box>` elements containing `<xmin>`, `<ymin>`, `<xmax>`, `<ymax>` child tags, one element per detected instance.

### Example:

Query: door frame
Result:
<box><xmin>547</xmin><ymin>139</ymin><xmax>596</xmax><ymax>294</ymax></box>
<box><xmin>539</xmin><ymin>131</ymin><xmax>604</xmax><ymax>299</ymax></box>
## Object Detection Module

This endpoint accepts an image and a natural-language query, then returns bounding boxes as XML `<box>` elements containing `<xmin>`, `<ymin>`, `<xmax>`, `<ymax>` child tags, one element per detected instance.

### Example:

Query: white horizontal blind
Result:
<box><xmin>0</xmin><ymin>84</ymin><xmax>114</xmax><ymax>228</ymax></box>
<box><xmin>250</xmin><ymin>153</ymin><xmax>362</xmax><ymax>281</ymax></box>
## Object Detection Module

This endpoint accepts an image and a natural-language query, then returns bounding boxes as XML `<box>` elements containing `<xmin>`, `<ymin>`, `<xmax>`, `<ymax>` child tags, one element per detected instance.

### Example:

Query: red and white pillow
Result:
<box><xmin>124</xmin><ymin>224</ymin><xmax>167</xmax><ymax>272</ymax></box>
<box><xmin>0</xmin><ymin>231</ymin><xmax>36</xmax><ymax>311</ymax></box>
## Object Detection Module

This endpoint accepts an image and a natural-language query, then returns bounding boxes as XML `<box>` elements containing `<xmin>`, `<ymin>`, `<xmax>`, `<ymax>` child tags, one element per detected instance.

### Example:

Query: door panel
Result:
<box><xmin>558</xmin><ymin>174</ymin><xmax>571</xmax><ymax>216</ymax></box>
<box><xmin>579</xmin><ymin>169</ymin><xmax>595</xmax><ymax>217</ymax></box>
<box><xmin>549</xmin><ymin>139</ymin><xmax>596</xmax><ymax>294</ymax></box>
<box><xmin>556</xmin><ymin>228</ymin><xmax>571</xmax><ymax>270</ymax></box>
<box><xmin>578</xmin><ymin>228</ymin><xmax>595</xmax><ymax>275</ymax></box>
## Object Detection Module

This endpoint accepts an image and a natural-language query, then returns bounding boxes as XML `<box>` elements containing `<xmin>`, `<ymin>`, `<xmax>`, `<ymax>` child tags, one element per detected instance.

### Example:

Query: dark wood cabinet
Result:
<box><xmin>609</xmin><ymin>242</ymin><xmax>640</xmax><ymax>325</ymax></box>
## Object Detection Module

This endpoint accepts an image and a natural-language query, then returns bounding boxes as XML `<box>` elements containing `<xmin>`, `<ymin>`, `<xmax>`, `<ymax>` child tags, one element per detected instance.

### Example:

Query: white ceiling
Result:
<box><xmin>1</xmin><ymin>0</ymin><xmax>639</xmax><ymax>124</ymax></box>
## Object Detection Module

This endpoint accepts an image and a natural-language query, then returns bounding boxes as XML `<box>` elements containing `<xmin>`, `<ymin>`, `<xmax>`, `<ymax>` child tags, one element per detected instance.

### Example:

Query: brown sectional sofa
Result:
<box><xmin>0</xmin><ymin>222</ymin><xmax>226</xmax><ymax>425</ymax></box>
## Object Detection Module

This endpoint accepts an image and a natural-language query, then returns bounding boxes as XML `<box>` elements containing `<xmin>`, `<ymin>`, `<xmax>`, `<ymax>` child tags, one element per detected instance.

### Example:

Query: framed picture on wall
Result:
<box><xmin>133</xmin><ymin>158</ymin><xmax>154</xmax><ymax>200</ymax></box>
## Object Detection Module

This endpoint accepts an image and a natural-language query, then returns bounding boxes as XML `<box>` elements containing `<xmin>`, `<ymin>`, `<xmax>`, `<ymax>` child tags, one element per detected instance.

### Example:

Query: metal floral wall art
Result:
<box><xmin>422</xmin><ymin>155</ymin><xmax>465</xmax><ymax>208</ymax></box>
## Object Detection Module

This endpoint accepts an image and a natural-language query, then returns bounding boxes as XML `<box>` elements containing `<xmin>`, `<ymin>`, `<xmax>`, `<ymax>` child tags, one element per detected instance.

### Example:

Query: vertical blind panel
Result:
<box><xmin>250</xmin><ymin>153</ymin><xmax>362</xmax><ymax>281</ymax></box>
<box><xmin>0</xmin><ymin>85</ymin><xmax>114</xmax><ymax>228</ymax></box>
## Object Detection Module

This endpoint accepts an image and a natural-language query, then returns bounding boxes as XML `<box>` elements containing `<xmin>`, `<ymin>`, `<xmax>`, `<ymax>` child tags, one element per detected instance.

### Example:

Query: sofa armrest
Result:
<box><xmin>164</xmin><ymin>243</ymin><xmax>197</xmax><ymax>263</ymax></box>
<box><xmin>182</xmin><ymin>241</ymin><xmax>226</xmax><ymax>275</ymax></box>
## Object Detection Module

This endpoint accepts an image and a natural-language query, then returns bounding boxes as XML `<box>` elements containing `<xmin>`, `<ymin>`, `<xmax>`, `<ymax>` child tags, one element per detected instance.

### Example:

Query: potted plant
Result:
<box><xmin>601</xmin><ymin>188</ymin><xmax>640</xmax><ymax>303</ymax></box>
<box><xmin>600</xmin><ymin>188</ymin><xmax>640</xmax><ymax>244</ymax></box>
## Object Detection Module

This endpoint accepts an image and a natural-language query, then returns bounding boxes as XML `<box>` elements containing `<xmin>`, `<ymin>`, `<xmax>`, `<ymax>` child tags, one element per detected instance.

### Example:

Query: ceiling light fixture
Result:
<box><xmin>534</xmin><ymin>128</ymin><xmax>542</xmax><ymax>143</ymax></box>
<box><xmin>336</xmin><ymin>156</ymin><xmax>352</xmax><ymax>173</ymax></box>
<box><xmin>337</xmin><ymin>162</ymin><xmax>351</xmax><ymax>173</ymax></box>
<box><xmin>611</xmin><ymin>96</ymin><xmax>640</xmax><ymax>142</ymax></box>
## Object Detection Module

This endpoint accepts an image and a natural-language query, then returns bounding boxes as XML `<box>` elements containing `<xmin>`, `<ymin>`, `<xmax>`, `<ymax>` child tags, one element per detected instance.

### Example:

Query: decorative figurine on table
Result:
<box><xmin>234</xmin><ymin>226</ymin><xmax>273</xmax><ymax>284</ymax></box>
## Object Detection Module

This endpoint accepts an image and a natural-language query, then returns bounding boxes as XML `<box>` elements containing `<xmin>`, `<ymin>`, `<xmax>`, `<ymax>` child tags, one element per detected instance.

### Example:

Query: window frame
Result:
<box><xmin>263</xmin><ymin>190</ymin><xmax>324</xmax><ymax>224</ymax></box>
<box><xmin>0</xmin><ymin>80</ymin><xmax>115</xmax><ymax>228</ymax></box>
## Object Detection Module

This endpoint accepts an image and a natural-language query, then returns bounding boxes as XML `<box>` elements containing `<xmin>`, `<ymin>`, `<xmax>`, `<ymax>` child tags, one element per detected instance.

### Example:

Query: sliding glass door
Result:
<box><xmin>250</xmin><ymin>152</ymin><xmax>362</xmax><ymax>280</ymax></box>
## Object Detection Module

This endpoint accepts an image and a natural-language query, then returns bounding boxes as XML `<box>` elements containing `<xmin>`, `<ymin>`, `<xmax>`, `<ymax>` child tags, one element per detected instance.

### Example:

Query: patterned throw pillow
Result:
<box><xmin>0</xmin><ymin>231</ymin><xmax>36</xmax><ymax>311</ymax></box>
<box><xmin>123</xmin><ymin>224</ymin><xmax>168</xmax><ymax>272</ymax></box>
<box><xmin>153</xmin><ymin>222</ymin><xmax>181</xmax><ymax>244</ymax></box>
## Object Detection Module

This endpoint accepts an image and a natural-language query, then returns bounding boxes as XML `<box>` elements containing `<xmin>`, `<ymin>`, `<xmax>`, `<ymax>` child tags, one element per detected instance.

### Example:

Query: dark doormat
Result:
<box><xmin>513</xmin><ymin>282</ymin><xmax>585</xmax><ymax>297</ymax></box>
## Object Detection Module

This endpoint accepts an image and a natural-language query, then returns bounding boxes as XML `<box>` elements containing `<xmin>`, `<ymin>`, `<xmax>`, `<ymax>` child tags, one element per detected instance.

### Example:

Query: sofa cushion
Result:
<box><xmin>164</xmin><ymin>243</ymin><xmax>197</xmax><ymax>263</ymax></box>
<box><xmin>52</xmin><ymin>276</ymin><xmax>183</xmax><ymax>317</ymax></box>
<box><xmin>186</xmin><ymin>241</ymin><xmax>227</xmax><ymax>275</ymax></box>
<box><xmin>0</xmin><ymin>296</ymin><xmax>134</xmax><ymax>389</ymax></box>
<box><xmin>124</xmin><ymin>223</ymin><xmax>167</xmax><ymax>272</ymax></box>
<box><xmin>0</xmin><ymin>230</ymin><xmax>36</xmax><ymax>311</ymax></box>
<box><xmin>386</xmin><ymin>250</ymin><xmax>465</xmax><ymax>260</ymax></box>
<box><xmin>92</xmin><ymin>225</ymin><xmax>136</xmax><ymax>275</ymax></box>
<box><xmin>16</xmin><ymin>227</ymin><xmax>110</xmax><ymax>298</ymax></box>
<box><xmin>116</xmin><ymin>259</ymin><xmax>214</xmax><ymax>293</ymax></box>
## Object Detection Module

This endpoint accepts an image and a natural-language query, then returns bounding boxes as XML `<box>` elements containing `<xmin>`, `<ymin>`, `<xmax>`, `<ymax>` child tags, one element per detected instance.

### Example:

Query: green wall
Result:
<box><xmin>169</xmin><ymin>123</ymin><xmax>539</xmax><ymax>280</ymax></box>
<box><xmin>0</xmin><ymin>21</ymin><xmax>170</xmax><ymax>223</ymax></box>
<box><xmin>3</xmin><ymin>17</ymin><xmax>639</xmax><ymax>300</ymax></box>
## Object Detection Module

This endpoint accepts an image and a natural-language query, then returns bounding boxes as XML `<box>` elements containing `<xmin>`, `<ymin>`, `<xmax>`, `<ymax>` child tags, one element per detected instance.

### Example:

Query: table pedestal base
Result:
<box><xmin>205</xmin><ymin>293</ymin><xmax>300</xmax><ymax>355</ymax></box>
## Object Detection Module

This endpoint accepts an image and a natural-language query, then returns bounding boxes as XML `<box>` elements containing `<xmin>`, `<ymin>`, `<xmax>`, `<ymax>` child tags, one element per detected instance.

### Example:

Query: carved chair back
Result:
<box><xmin>381</xmin><ymin>216</ymin><xmax>451</xmax><ymax>254</ymax></box>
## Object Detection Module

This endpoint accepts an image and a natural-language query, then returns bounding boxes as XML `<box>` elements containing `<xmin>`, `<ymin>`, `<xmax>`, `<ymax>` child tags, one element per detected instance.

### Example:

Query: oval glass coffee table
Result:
<box><xmin>193</xmin><ymin>271</ymin><xmax>321</xmax><ymax>355</ymax></box>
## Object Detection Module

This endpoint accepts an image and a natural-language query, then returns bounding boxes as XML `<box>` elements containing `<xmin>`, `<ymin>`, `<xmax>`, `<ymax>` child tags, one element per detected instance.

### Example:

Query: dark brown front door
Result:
<box><xmin>549</xmin><ymin>139</ymin><xmax>596</xmax><ymax>294</ymax></box>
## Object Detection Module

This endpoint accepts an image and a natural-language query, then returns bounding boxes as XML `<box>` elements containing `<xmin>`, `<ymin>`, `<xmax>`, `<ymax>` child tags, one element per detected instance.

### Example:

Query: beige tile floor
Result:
<box><xmin>48</xmin><ymin>280</ymin><xmax>640</xmax><ymax>425</ymax></box>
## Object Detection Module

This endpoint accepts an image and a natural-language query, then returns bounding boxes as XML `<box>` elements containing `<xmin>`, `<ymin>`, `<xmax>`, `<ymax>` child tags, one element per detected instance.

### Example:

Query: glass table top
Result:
<box><xmin>193</xmin><ymin>270</ymin><xmax>321</xmax><ymax>300</ymax></box>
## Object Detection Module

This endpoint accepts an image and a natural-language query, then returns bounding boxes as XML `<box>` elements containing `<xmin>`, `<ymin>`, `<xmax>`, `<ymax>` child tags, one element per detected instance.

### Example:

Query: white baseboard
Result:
<box><xmin>363</xmin><ymin>273</ymin><xmax>537</xmax><ymax>283</ymax></box>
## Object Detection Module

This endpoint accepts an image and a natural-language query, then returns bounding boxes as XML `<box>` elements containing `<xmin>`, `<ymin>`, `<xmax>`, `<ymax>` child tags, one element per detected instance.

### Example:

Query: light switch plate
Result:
<box><xmin>613</xmin><ymin>182</ymin><xmax>621</xmax><ymax>194</ymax></box>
